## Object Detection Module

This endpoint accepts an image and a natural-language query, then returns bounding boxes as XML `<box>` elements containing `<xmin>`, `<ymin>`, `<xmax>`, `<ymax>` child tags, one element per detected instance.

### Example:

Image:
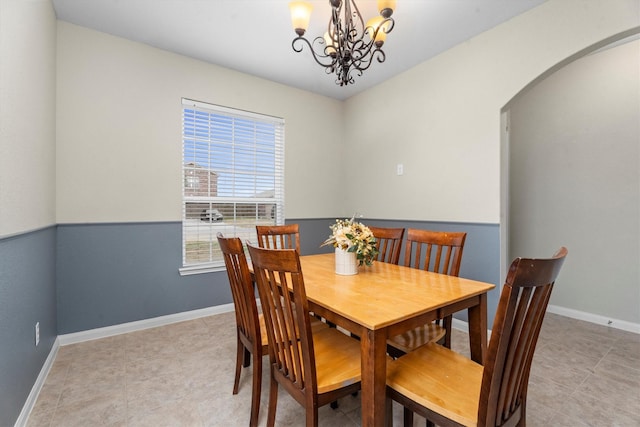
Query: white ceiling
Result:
<box><xmin>51</xmin><ymin>0</ymin><xmax>546</xmax><ymax>100</ymax></box>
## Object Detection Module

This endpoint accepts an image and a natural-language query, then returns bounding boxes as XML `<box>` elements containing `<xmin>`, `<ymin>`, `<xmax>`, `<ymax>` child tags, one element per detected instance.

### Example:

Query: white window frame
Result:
<box><xmin>180</xmin><ymin>98</ymin><xmax>285</xmax><ymax>275</ymax></box>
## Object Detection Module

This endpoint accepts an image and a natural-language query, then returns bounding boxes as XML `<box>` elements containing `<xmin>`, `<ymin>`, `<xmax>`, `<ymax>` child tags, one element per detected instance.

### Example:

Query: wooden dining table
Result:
<box><xmin>296</xmin><ymin>253</ymin><xmax>495</xmax><ymax>427</ymax></box>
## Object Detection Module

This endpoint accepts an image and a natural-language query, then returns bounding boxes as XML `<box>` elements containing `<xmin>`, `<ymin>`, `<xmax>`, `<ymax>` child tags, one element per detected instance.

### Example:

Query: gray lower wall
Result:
<box><xmin>56</xmin><ymin>222</ymin><xmax>233</xmax><ymax>334</ymax></box>
<box><xmin>57</xmin><ymin>219</ymin><xmax>500</xmax><ymax>334</ymax></box>
<box><xmin>0</xmin><ymin>227</ymin><xmax>57</xmax><ymax>427</ymax></box>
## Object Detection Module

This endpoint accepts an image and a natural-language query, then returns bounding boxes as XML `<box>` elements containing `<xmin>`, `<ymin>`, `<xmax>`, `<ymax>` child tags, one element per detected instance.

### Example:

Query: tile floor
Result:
<box><xmin>26</xmin><ymin>312</ymin><xmax>640</xmax><ymax>426</ymax></box>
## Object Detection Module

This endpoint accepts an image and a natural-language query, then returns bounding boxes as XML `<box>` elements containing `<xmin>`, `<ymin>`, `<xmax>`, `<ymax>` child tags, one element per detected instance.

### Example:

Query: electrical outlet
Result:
<box><xmin>35</xmin><ymin>322</ymin><xmax>40</xmax><ymax>346</ymax></box>
<box><xmin>396</xmin><ymin>163</ymin><xmax>404</xmax><ymax>176</ymax></box>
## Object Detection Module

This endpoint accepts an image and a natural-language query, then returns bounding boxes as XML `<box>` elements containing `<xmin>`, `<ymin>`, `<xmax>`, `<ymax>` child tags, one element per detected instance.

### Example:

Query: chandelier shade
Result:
<box><xmin>289</xmin><ymin>0</ymin><xmax>396</xmax><ymax>86</ymax></box>
<box><xmin>289</xmin><ymin>2</ymin><xmax>314</xmax><ymax>35</ymax></box>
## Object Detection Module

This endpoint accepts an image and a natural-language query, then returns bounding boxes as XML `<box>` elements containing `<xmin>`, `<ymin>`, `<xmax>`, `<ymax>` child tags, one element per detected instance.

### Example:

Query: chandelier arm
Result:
<box><xmin>378</xmin><ymin>17</ymin><xmax>394</xmax><ymax>35</ymax></box>
<box><xmin>292</xmin><ymin>36</ymin><xmax>339</xmax><ymax>68</ymax></box>
<box><xmin>347</xmin><ymin>38</ymin><xmax>373</xmax><ymax>61</ymax></box>
<box><xmin>373</xmin><ymin>48</ymin><xmax>387</xmax><ymax>64</ymax></box>
<box><xmin>345</xmin><ymin>17</ymin><xmax>394</xmax><ymax>63</ymax></box>
<box><xmin>361</xmin><ymin>16</ymin><xmax>394</xmax><ymax>52</ymax></box>
<box><xmin>348</xmin><ymin>15</ymin><xmax>394</xmax><ymax>66</ymax></box>
<box><xmin>350</xmin><ymin>48</ymin><xmax>385</xmax><ymax>74</ymax></box>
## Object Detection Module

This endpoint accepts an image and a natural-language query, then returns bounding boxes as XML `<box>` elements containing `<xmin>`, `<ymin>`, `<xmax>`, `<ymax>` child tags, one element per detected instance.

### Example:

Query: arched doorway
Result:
<box><xmin>500</xmin><ymin>31</ymin><xmax>640</xmax><ymax>332</ymax></box>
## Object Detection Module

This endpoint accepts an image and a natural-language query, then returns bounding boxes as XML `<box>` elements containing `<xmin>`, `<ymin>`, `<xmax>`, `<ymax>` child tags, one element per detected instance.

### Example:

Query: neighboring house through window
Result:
<box><xmin>180</xmin><ymin>98</ymin><xmax>285</xmax><ymax>274</ymax></box>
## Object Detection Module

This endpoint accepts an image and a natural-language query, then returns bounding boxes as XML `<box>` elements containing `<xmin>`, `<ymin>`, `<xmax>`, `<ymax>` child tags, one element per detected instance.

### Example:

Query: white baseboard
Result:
<box><xmin>59</xmin><ymin>303</ymin><xmax>235</xmax><ymax>346</ymax></box>
<box><xmin>451</xmin><ymin>317</ymin><xmax>470</xmax><ymax>334</ymax></box>
<box><xmin>14</xmin><ymin>338</ymin><xmax>60</xmax><ymax>427</ymax></box>
<box><xmin>453</xmin><ymin>306</ymin><xmax>640</xmax><ymax>336</ymax></box>
<box><xmin>547</xmin><ymin>304</ymin><xmax>640</xmax><ymax>334</ymax></box>
<box><xmin>451</xmin><ymin>318</ymin><xmax>493</xmax><ymax>340</ymax></box>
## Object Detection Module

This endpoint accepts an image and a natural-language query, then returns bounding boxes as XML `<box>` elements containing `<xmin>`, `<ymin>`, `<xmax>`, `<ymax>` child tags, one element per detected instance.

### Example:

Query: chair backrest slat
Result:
<box><xmin>403</xmin><ymin>229</ymin><xmax>467</xmax><ymax>276</ymax></box>
<box><xmin>256</xmin><ymin>224</ymin><xmax>301</xmax><ymax>253</ymax></box>
<box><xmin>369</xmin><ymin>226</ymin><xmax>405</xmax><ymax>265</ymax></box>
<box><xmin>479</xmin><ymin>247</ymin><xmax>567</xmax><ymax>427</ymax></box>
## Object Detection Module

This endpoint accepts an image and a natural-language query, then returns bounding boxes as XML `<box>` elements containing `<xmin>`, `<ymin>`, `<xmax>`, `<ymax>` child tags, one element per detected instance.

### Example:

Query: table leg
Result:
<box><xmin>467</xmin><ymin>293</ymin><xmax>488</xmax><ymax>364</ymax></box>
<box><xmin>360</xmin><ymin>328</ymin><xmax>387</xmax><ymax>427</ymax></box>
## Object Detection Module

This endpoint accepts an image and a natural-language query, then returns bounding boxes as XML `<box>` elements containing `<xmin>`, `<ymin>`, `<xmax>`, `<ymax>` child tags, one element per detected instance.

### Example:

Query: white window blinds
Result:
<box><xmin>181</xmin><ymin>98</ymin><xmax>285</xmax><ymax>273</ymax></box>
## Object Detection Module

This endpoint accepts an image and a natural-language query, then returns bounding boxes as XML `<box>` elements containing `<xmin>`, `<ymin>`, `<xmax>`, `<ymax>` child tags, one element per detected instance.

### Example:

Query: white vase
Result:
<box><xmin>335</xmin><ymin>247</ymin><xmax>358</xmax><ymax>275</ymax></box>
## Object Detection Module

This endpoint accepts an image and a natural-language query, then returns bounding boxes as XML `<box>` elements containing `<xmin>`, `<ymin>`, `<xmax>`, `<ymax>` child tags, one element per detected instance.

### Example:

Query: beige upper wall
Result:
<box><xmin>41</xmin><ymin>0</ymin><xmax>640</xmax><ymax>225</ymax></box>
<box><xmin>56</xmin><ymin>22</ymin><xmax>345</xmax><ymax>223</ymax></box>
<box><xmin>0</xmin><ymin>0</ymin><xmax>57</xmax><ymax>237</ymax></box>
<box><xmin>343</xmin><ymin>0</ymin><xmax>639</xmax><ymax>223</ymax></box>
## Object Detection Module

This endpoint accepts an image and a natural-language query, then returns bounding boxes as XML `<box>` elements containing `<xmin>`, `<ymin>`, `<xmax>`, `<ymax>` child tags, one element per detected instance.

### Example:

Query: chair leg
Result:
<box><xmin>403</xmin><ymin>406</ymin><xmax>414</xmax><ymax>427</ymax></box>
<box><xmin>306</xmin><ymin>407</ymin><xmax>319</xmax><ymax>427</ymax></box>
<box><xmin>266</xmin><ymin>374</ymin><xmax>278</xmax><ymax>427</ymax></box>
<box><xmin>385</xmin><ymin>397</ymin><xmax>393</xmax><ymax>427</ymax></box>
<box><xmin>443</xmin><ymin>315</ymin><xmax>453</xmax><ymax>349</ymax></box>
<box><xmin>233</xmin><ymin>335</ymin><xmax>243</xmax><ymax>395</ymax></box>
<box><xmin>249</xmin><ymin>352</ymin><xmax>262</xmax><ymax>427</ymax></box>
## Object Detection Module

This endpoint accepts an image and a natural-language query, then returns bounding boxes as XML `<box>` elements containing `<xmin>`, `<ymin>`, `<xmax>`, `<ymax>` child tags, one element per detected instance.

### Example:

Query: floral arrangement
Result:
<box><xmin>321</xmin><ymin>217</ymin><xmax>379</xmax><ymax>266</ymax></box>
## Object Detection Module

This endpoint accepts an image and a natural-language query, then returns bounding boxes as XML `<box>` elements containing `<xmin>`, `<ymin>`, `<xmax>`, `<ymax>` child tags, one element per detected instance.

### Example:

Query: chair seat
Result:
<box><xmin>387</xmin><ymin>322</ymin><xmax>446</xmax><ymax>355</ymax></box>
<box><xmin>312</xmin><ymin>328</ymin><xmax>362</xmax><ymax>394</ymax></box>
<box><xmin>387</xmin><ymin>342</ymin><xmax>482</xmax><ymax>427</ymax></box>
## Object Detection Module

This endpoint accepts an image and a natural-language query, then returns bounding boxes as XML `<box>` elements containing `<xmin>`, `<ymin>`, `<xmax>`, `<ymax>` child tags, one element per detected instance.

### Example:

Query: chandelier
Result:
<box><xmin>289</xmin><ymin>0</ymin><xmax>396</xmax><ymax>86</ymax></box>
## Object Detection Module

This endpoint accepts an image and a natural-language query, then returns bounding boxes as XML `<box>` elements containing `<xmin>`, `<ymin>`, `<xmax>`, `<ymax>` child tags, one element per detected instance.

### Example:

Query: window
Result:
<box><xmin>180</xmin><ymin>98</ymin><xmax>285</xmax><ymax>274</ymax></box>
<box><xmin>184</xmin><ymin>175</ymin><xmax>199</xmax><ymax>189</ymax></box>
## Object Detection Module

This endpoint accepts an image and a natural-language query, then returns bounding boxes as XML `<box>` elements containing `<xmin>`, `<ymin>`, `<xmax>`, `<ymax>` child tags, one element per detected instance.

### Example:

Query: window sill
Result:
<box><xmin>179</xmin><ymin>264</ymin><xmax>225</xmax><ymax>276</ymax></box>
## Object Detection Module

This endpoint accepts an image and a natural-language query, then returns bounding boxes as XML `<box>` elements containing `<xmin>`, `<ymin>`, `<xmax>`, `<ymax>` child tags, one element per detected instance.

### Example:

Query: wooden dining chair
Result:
<box><xmin>246</xmin><ymin>243</ymin><xmax>362</xmax><ymax>427</ymax></box>
<box><xmin>386</xmin><ymin>247</ymin><xmax>567</xmax><ymax>427</ymax></box>
<box><xmin>369</xmin><ymin>226</ymin><xmax>405</xmax><ymax>264</ymax></box>
<box><xmin>257</xmin><ymin>223</ymin><xmax>339</xmax><ymax>332</ymax></box>
<box><xmin>387</xmin><ymin>229</ymin><xmax>467</xmax><ymax>356</ymax></box>
<box><xmin>217</xmin><ymin>233</ymin><xmax>268</xmax><ymax>427</ymax></box>
<box><xmin>256</xmin><ymin>224</ymin><xmax>301</xmax><ymax>253</ymax></box>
